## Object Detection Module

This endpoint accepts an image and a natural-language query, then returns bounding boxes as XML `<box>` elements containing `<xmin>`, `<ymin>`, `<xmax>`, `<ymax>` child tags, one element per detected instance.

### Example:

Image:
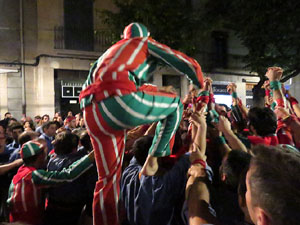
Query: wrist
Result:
<box><xmin>231</xmin><ymin>92</ymin><xmax>238</xmax><ymax>99</ymax></box>
<box><xmin>191</xmin><ymin>158</ymin><xmax>206</xmax><ymax>169</ymax></box>
<box><xmin>199</xmin><ymin>90</ymin><xmax>209</xmax><ymax>96</ymax></box>
<box><xmin>215</xmin><ymin>136</ymin><xmax>226</xmax><ymax>145</ymax></box>
<box><xmin>270</xmin><ymin>80</ymin><xmax>281</xmax><ymax>90</ymax></box>
<box><xmin>223</xmin><ymin>129</ymin><xmax>234</xmax><ymax>137</ymax></box>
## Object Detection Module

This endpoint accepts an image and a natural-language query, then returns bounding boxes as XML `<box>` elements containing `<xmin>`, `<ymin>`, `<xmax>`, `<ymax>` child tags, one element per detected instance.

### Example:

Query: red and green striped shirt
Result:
<box><xmin>7</xmin><ymin>155</ymin><xmax>93</xmax><ymax>225</ymax></box>
<box><xmin>80</xmin><ymin>37</ymin><xmax>204</xmax><ymax>109</ymax></box>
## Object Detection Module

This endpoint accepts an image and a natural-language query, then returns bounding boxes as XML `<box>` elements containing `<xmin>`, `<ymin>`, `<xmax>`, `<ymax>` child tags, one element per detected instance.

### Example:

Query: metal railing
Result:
<box><xmin>196</xmin><ymin>51</ymin><xmax>246</xmax><ymax>72</ymax></box>
<box><xmin>54</xmin><ymin>26</ymin><xmax>114</xmax><ymax>52</ymax></box>
<box><xmin>54</xmin><ymin>26</ymin><xmax>245</xmax><ymax>70</ymax></box>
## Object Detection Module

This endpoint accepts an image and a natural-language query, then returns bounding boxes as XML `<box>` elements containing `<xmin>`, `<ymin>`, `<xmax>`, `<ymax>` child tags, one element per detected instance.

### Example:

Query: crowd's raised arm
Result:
<box><xmin>0</xmin><ymin>55</ymin><xmax>299</xmax><ymax>225</ymax></box>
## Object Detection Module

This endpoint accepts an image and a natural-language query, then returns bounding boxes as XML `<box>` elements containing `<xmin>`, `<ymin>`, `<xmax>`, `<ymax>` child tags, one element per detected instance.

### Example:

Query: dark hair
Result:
<box><xmin>42</xmin><ymin>114</ymin><xmax>49</xmax><ymax>119</ymax></box>
<box><xmin>249</xmin><ymin>145</ymin><xmax>300</xmax><ymax>225</ymax></box>
<box><xmin>7</xmin><ymin>121</ymin><xmax>22</xmax><ymax>131</ymax></box>
<box><xmin>53</xmin><ymin>120</ymin><xmax>62</xmax><ymax>129</ymax></box>
<box><xmin>4</xmin><ymin>112</ymin><xmax>11</xmax><ymax>117</ymax></box>
<box><xmin>218</xmin><ymin>103</ymin><xmax>230</xmax><ymax>112</ymax></box>
<box><xmin>220</xmin><ymin>150</ymin><xmax>251</xmax><ymax>190</ymax></box>
<box><xmin>11</xmin><ymin>123</ymin><xmax>24</xmax><ymax>132</ymax></box>
<box><xmin>34</xmin><ymin>115</ymin><xmax>41</xmax><ymax>119</ymax></box>
<box><xmin>42</xmin><ymin>121</ymin><xmax>56</xmax><ymax>132</ymax></box>
<box><xmin>54</xmin><ymin>132</ymin><xmax>79</xmax><ymax>155</ymax></box>
<box><xmin>80</xmin><ymin>131</ymin><xmax>92</xmax><ymax>152</ymax></box>
<box><xmin>18</xmin><ymin>131</ymin><xmax>36</xmax><ymax>146</ymax></box>
<box><xmin>130</xmin><ymin>135</ymin><xmax>153</xmax><ymax>165</ymax></box>
<box><xmin>23</xmin><ymin>120</ymin><xmax>35</xmax><ymax>130</ymax></box>
<box><xmin>248</xmin><ymin>107</ymin><xmax>277</xmax><ymax>136</ymax></box>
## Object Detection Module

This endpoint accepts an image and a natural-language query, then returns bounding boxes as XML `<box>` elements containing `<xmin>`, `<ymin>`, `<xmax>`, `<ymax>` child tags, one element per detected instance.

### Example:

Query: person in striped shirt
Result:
<box><xmin>7</xmin><ymin>141</ymin><xmax>94</xmax><ymax>225</ymax></box>
<box><xmin>79</xmin><ymin>22</ymin><xmax>204</xmax><ymax>225</ymax></box>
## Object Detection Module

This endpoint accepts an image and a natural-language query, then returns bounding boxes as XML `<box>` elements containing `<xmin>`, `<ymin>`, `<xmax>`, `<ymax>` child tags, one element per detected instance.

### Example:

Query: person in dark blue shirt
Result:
<box><xmin>44</xmin><ymin>131</ymin><xmax>97</xmax><ymax>225</ymax></box>
<box><xmin>121</xmin><ymin>135</ymin><xmax>191</xmax><ymax>225</ymax></box>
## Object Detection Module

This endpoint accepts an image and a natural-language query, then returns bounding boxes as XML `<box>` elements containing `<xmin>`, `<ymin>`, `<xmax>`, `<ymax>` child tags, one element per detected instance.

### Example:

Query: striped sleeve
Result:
<box><xmin>31</xmin><ymin>155</ymin><xmax>93</xmax><ymax>185</ymax></box>
<box><xmin>147</xmin><ymin>38</ymin><xmax>204</xmax><ymax>88</ymax></box>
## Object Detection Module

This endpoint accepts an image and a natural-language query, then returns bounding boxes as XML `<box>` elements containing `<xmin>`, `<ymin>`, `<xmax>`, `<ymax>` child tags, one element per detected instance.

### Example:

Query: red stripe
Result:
<box><xmin>85</xmin><ymin>103</ymin><xmax>125</xmax><ymax>225</ymax></box>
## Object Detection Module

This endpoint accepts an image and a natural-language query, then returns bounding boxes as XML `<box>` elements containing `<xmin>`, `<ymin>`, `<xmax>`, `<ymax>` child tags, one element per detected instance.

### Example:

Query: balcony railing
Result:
<box><xmin>54</xmin><ymin>26</ymin><xmax>245</xmax><ymax>70</ymax></box>
<box><xmin>54</xmin><ymin>26</ymin><xmax>114</xmax><ymax>52</ymax></box>
<box><xmin>196</xmin><ymin>51</ymin><xmax>246</xmax><ymax>72</ymax></box>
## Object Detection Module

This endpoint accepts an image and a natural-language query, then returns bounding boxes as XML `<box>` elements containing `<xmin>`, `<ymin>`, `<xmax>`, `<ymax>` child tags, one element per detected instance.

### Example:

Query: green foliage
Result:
<box><xmin>98</xmin><ymin>0</ymin><xmax>204</xmax><ymax>55</ymax></box>
<box><xmin>203</xmin><ymin>0</ymin><xmax>300</xmax><ymax>81</ymax></box>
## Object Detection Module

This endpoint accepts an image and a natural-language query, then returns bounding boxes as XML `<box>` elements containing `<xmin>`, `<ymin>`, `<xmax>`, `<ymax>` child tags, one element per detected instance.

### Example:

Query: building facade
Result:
<box><xmin>0</xmin><ymin>0</ymin><xmax>297</xmax><ymax>119</ymax></box>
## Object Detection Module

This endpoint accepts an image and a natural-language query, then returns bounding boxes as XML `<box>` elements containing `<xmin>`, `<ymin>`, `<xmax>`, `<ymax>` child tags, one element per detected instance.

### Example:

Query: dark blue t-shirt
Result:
<box><xmin>121</xmin><ymin>154</ymin><xmax>190</xmax><ymax>225</ymax></box>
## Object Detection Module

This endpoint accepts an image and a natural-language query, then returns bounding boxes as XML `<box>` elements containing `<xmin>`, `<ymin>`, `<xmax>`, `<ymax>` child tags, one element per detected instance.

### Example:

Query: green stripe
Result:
<box><xmin>148</xmin><ymin>41</ymin><xmax>200</xmax><ymax>87</ymax></box>
<box><xmin>97</xmin><ymin>92</ymin><xmax>183</xmax><ymax>157</ymax></box>
<box><xmin>98</xmin><ymin>92</ymin><xmax>181</xmax><ymax>129</ymax></box>
<box><xmin>32</xmin><ymin>155</ymin><xmax>92</xmax><ymax>185</ymax></box>
<box><xmin>132</xmin><ymin>57</ymin><xmax>157</xmax><ymax>84</ymax></box>
<box><xmin>80</xmin><ymin>60</ymin><xmax>99</xmax><ymax>109</ymax></box>
<box><xmin>132</xmin><ymin>23</ymin><xmax>148</xmax><ymax>37</ymax></box>
<box><xmin>7</xmin><ymin>182</ymin><xmax>15</xmax><ymax>205</ymax></box>
<box><xmin>84</xmin><ymin>59</ymin><xmax>99</xmax><ymax>88</ymax></box>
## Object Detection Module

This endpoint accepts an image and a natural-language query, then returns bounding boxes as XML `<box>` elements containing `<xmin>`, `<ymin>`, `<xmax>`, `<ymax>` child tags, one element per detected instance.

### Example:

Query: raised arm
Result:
<box><xmin>286</xmin><ymin>90</ymin><xmax>300</xmax><ymax>118</ymax></box>
<box><xmin>218</xmin><ymin>116</ymin><xmax>247</xmax><ymax>152</ymax></box>
<box><xmin>186</xmin><ymin>122</ymin><xmax>219</xmax><ymax>225</ymax></box>
<box><xmin>147</xmin><ymin>38</ymin><xmax>204</xmax><ymax>88</ymax></box>
<box><xmin>32</xmin><ymin>151</ymin><xmax>94</xmax><ymax>185</ymax></box>
<box><xmin>0</xmin><ymin>159</ymin><xmax>23</xmax><ymax>176</ymax></box>
<box><xmin>189</xmin><ymin>108</ymin><xmax>207</xmax><ymax>157</ymax></box>
<box><xmin>265</xmin><ymin>67</ymin><xmax>285</xmax><ymax>108</ymax></box>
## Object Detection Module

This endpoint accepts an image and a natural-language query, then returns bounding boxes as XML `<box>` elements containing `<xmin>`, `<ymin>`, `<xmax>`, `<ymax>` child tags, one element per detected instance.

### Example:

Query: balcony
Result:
<box><xmin>54</xmin><ymin>26</ymin><xmax>114</xmax><ymax>52</ymax></box>
<box><xmin>54</xmin><ymin>26</ymin><xmax>245</xmax><ymax>71</ymax></box>
<box><xmin>196</xmin><ymin>51</ymin><xmax>246</xmax><ymax>72</ymax></box>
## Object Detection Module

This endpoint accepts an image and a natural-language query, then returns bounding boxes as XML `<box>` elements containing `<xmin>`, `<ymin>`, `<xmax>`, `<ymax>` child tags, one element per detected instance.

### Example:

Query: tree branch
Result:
<box><xmin>281</xmin><ymin>69</ymin><xmax>300</xmax><ymax>83</ymax></box>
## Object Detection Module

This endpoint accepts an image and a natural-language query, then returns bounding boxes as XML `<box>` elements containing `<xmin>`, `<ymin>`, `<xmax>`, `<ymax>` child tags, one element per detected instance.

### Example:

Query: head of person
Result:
<box><xmin>130</xmin><ymin>135</ymin><xmax>154</xmax><ymax>166</ymax></box>
<box><xmin>18</xmin><ymin>131</ymin><xmax>39</xmax><ymax>146</ymax></box>
<box><xmin>246</xmin><ymin>145</ymin><xmax>300</xmax><ymax>225</ymax></box>
<box><xmin>53</xmin><ymin>131</ymin><xmax>79</xmax><ymax>155</ymax></box>
<box><xmin>79</xmin><ymin>130</ymin><xmax>92</xmax><ymax>152</ymax></box>
<box><xmin>20</xmin><ymin>141</ymin><xmax>47</xmax><ymax>168</ymax></box>
<box><xmin>10</xmin><ymin>123</ymin><xmax>24</xmax><ymax>142</ymax></box>
<box><xmin>67</xmin><ymin>111</ymin><xmax>73</xmax><ymax>117</ymax></box>
<box><xmin>65</xmin><ymin>116</ymin><xmax>76</xmax><ymax>129</ymax></box>
<box><xmin>42</xmin><ymin>121</ymin><xmax>57</xmax><ymax>137</ymax></box>
<box><xmin>217</xmin><ymin>104</ymin><xmax>230</xmax><ymax>117</ymax></box>
<box><xmin>75</xmin><ymin>113</ymin><xmax>82</xmax><ymax>127</ymax></box>
<box><xmin>248</xmin><ymin>107</ymin><xmax>277</xmax><ymax>137</ymax></box>
<box><xmin>0</xmin><ymin>123</ymin><xmax>6</xmax><ymax>149</ymax></box>
<box><xmin>41</xmin><ymin>114</ymin><xmax>50</xmax><ymax>123</ymax></box>
<box><xmin>79</xmin><ymin>118</ymin><xmax>85</xmax><ymax>128</ymax></box>
<box><xmin>4</xmin><ymin>112</ymin><xmax>12</xmax><ymax>119</ymax></box>
<box><xmin>23</xmin><ymin>120</ymin><xmax>35</xmax><ymax>132</ymax></box>
<box><xmin>7</xmin><ymin>118</ymin><xmax>18</xmax><ymax>126</ymax></box>
<box><xmin>54</xmin><ymin>112</ymin><xmax>61</xmax><ymax>117</ymax></box>
<box><xmin>34</xmin><ymin>115</ymin><xmax>41</xmax><ymax>124</ymax></box>
<box><xmin>219</xmin><ymin>150</ymin><xmax>251</xmax><ymax>191</ymax></box>
<box><xmin>123</xmin><ymin>22</ymin><xmax>150</xmax><ymax>39</ymax></box>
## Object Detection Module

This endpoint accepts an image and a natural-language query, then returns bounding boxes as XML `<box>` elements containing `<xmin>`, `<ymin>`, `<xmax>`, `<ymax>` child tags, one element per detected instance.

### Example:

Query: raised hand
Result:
<box><xmin>227</xmin><ymin>82</ymin><xmax>237</xmax><ymax>94</ymax></box>
<box><xmin>217</xmin><ymin>115</ymin><xmax>231</xmax><ymax>133</ymax></box>
<box><xmin>266</xmin><ymin>67</ymin><xmax>283</xmax><ymax>81</ymax></box>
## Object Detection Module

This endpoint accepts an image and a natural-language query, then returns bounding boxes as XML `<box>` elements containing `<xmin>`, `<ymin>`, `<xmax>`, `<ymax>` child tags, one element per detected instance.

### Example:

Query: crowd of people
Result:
<box><xmin>0</xmin><ymin>21</ymin><xmax>300</xmax><ymax>225</ymax></box>
<box><xmin>0</xmin><ymin>67</ymin><xmax>298</xmax><ymax>225</ymax></box>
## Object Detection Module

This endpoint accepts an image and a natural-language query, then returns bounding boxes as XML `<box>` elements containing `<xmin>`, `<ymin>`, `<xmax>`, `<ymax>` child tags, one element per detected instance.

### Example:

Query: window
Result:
<box><xmin>64</xmin><ymin>0</ymin><xmax>94</xmax><ymax>51</ymax></box>
<box><xmin>162</xmin><ymin>75</ymin><xmax>181</xmax><ymax>97</ymax></box>
<box><xmin>212</xmin><ymin>31</ymin><xmax>228</xmax><ymax>69</ymax></box>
